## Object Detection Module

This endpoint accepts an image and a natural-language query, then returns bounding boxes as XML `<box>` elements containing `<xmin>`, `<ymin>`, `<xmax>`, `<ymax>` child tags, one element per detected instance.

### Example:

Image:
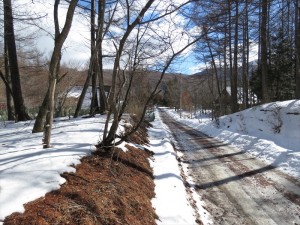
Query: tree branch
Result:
<box><xmin>57</xmin><ymin>71</ymin><xmax>69</xmax><ymax>83</ymax></box>
<box><xmin>114</xmin><ymin>29</ymin><xmax>208</xmax><ymax>146</ymax></box>
<box><xmin>0</xmin><ymin>70</ymin><xmax>13</xmax><ymax>97</ymax></box>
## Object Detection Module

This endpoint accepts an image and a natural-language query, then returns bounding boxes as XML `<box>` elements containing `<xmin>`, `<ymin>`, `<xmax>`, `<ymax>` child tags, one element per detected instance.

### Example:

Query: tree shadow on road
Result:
<box><xmin>194</xmin><ymin>165</ymin><xmax>275</xmax><ymax>190</ymax></box>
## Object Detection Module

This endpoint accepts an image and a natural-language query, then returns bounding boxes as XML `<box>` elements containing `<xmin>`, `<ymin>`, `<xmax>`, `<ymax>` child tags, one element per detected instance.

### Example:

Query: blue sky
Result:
<box><xmin>31</xmin><ymin>0</ymin><xmax>202</xmax><ymax>74</ymax></box>
<box><xmin>168</xmin><ymin>52</ymin><xmax>203</xmax><ymax>75</ymax></box>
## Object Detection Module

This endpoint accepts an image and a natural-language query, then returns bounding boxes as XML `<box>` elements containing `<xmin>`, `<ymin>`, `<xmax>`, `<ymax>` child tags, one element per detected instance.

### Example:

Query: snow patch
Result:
<box><xmin>164</xmin><ymin>100</ymin><xmax>300</xmax><ymax>178</ymax></box>
<box><xmin>148</xmin><ymin>111</ymin><xmax>211</xmax><ymax>225</ymax></box>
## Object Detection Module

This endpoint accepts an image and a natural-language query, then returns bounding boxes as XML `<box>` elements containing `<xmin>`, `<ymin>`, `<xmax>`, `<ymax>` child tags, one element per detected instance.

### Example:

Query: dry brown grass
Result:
<box><xmin>4</xmin><ymin>122</ymin><xmax>157</xmax><ymax>225</ymax></box>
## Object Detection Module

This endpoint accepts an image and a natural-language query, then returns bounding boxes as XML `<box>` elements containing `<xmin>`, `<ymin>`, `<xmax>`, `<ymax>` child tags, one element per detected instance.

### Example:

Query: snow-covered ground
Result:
<box><xmin>148</xmin><ymin>112</ymin><xmax>212</xmax><ymax>225</ymax></box>
<box><xmin>0</xmin><ymin>113</ymin><xmax>200</xmax><ymax>224</ymax></box>
<box><xmin>1</xmin><ymin>100</ymin><xmax>298</xmax><ymax>225</ymax></box>
<box><xmin>164</xmin><ymin>100</ymin><xmax>300</xmax><ymax>178</ymax></box>
<box><xmin>65</xmin><ymin>86</ymin><xmax>96</xmax><ymax>109</ymax></box>
<box><xmin>0</xmin><ymin>116</ymin><xmax>104</xmax><ymax>223</ymax></box>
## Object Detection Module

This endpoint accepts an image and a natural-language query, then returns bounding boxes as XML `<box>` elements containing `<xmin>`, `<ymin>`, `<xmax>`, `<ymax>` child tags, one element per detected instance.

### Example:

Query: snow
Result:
<box><xmin>66</xmin><ymin>86</ymin><xmax>95</xmax><ymax>109</ymax></box>
<box><xmin>1</xmin><ymin>99</ymin><xmax>298</xmax><ymax>224</ymax></box>
<box><xmin>0</xmin><ymin>112</ymin><xmax>201</xmax><ymax>224</ymax></box>
<box><xmin>148</xmin><ymin>112</ymin><xmax>199</xmax><ymax>225</ymax></box>
<box><xmin>148</xmin><ymin>112</ymin><xmax>212</xmax><ymax>225</ymax></box>
<box><xmin>164</xmin><ymin>100</ymin><xmax>300</xmax><ymax>178</ymax></box>
<box><xmin>0</xmin><ymin>116</ymin><xmax>104</xmax><ymax>222</ymax></box>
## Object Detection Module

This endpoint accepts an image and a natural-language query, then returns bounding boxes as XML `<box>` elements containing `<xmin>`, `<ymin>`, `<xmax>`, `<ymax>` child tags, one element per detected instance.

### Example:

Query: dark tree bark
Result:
<box><xmin>37</xmin><ymin>0</ymin><xmax>78</xmax><ymax>147</ymax></box>
<box><xmin>4</xmin><ymin>43</ymin><xmax>14</xmax><ymax>120</ymax></box>
<box><xmin>223</xmin><ymin>21</ymin><xmax>228</xmax><ymax>115</ymax></box>
<box><xmin>260</xmin><ymin>0</ymin><xmax>269</xmax><ymax>103</ymax></box>
<box><xmin>231</xmin><ymin>0</ymin><xmax>239</xmax><ymax>113</ymax></box>
<box><xmin>204</xmin><ymin>28</ymin><xmax>221</xmax><ymax>98</ymax></box>
<box><xmin>32</xmin><ymin>90</ymin><xmax>50</xmax><ymax>133</ymax></box>
<box><xmin>242</xmin><ymin>0</ymin><xmax>250</xmax><ymax>109</ymax></box>
<box><xmin>3</xmin><ymin>0</ymin><xmax>30</xmax><ymax>121</ymax></box>
<box><xmin>97</xmin><ymin>0</ymin><xmax>108</xmax><ymax>114</ymax></box>
<box><xmin>74</xmin><ymin>0</ymin><xmax>107</xmax><ymax>118</ymax></box>
<box><xmin>203</xmin><ymin>28</ymin><xmax>221</xmax><ymax>117</ymax></box>
<box><xmin>0</xmin><ymin>69</ymin><xmax>14</xmax><ymax>120</ymax></box>
<box><xmin>90</xmin><ymin>0</ymin><xmax>100</xmax><ymax>116</ymax></box>
<box><xmin>74</xmin><ymin>65</ymin><xmax>92</xmax><ymax>118</ymax></box>
<box><xmin>227</xmin><ymin>0</ymin><xmax>234</xmax><ymax>113</ymax></box>
<box><xmin>223</xmin><ymin>22</ymin><xmax>227</xmax><ymax>90</ymax></box>
<box><xmin>296</xmin><ymin>0</ymin><xmax>300</xmax><ymax>99</ymax></box>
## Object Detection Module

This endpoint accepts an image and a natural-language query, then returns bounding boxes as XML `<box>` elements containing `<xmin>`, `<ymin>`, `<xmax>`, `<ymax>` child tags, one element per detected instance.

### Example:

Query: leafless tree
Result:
<box><xmin>295</xmin><ymin>0</ymin><xmax>300</xmax><ymax>99</ymax></box>
<box><xmin>96</xmin><ymin>0</ymin><xmax>204</xmax><ymax>149</ymax></box>
<box><xmin>30</xmin><ymin>0</ymin><xmax>79</xmax><ymax>147</ymax></box>
<box><xmin>3</xmin><ymin>0</ymin><xmax>31</xmax><ymax>121</ymax></box>
<box><xmin>74</xmin><ymin>0</ymin><xmax>113</xmax><ymax>117</ymax></box>
<box><xmin>260</xmin><ymin>0</ymin><xmax>269</xmax><ymax>103</ymax></box>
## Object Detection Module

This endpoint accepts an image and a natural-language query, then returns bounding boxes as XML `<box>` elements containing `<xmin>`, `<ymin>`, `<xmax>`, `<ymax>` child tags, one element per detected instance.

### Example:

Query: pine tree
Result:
<box><xmin>269</xmin><ymin>30</ymin><xmax>295</xmax><ymax>100</ymax></box>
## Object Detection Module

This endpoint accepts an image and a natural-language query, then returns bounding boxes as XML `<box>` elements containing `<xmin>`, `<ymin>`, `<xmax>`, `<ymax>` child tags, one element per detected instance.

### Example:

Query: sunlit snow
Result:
<box><xmin>1</xmin><ymin>99</ymin><xmax>299</xmax><ymax>224</ymax></box>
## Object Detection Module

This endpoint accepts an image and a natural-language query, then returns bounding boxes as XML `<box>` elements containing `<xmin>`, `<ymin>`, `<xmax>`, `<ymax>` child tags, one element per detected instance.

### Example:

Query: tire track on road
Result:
<box><xmin>159</xmin><ymin>110</ymin><xmax>300</xmax><ymax>225</ymax></box>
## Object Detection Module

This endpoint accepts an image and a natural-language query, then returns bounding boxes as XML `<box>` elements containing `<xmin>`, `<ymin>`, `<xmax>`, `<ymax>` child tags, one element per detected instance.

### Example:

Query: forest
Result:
<box><xmin>1</xmin><ymin>0</ymin><xmax>300</xmax><ymax>148</ymax></box>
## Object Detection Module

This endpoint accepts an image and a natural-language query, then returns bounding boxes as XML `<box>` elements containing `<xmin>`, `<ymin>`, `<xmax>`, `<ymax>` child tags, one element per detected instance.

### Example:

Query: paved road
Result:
<box><xmin>159</xmin><ymin>111</ymin><xmax>300</xmax><ymax>225</ymax></box>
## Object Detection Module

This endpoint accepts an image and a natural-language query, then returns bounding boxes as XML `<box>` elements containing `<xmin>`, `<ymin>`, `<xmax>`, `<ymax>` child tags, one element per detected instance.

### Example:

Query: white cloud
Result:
<box><xmin>10</xmin><ymin>0</ymin><xmax>198</xmax><ymax>71</ymax></box>
<box><xmin>12</xmin><ymin>0</ymin><xmax>91</xmax><ymax>68</ymax></box>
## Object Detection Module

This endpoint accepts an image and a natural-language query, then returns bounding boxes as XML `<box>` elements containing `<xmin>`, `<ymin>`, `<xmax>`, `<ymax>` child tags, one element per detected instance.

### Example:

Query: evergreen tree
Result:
<box><xmin>250</xmin><ymin>29</ymin><xmax>295</xmax><ymax>102</ymax></box>
<box><xmin>269</xmin><ymin>30</ymin><xmax>295</xmax><ymax>100</ymax></box>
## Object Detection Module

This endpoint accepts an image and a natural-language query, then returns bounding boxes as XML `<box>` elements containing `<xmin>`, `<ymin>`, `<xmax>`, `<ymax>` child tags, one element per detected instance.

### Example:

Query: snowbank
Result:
<box><xmin>148</xmin><ymin>111</ymin><xmax>206</xmax><ymax>225</ymax></box>
<box><xmin>164</xmin><ymin>100</ymin><xmax>300</xmax><ymax>178</ymax></box>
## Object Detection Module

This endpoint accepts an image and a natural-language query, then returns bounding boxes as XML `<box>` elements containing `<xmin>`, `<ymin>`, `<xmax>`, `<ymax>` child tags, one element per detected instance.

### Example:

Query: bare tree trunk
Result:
<box><xmin>97</xmin><ymin>0</ymin><xmax>204</xmax><ymax>148</ymax></box>
<box><xmin>223</xmin><ymin>21</ymin><xmax>228</xmax><ymax>115</ymax></box>
<box><xmin>118</xmin><ymin>24</ymin><xmax>150</xmax><ymax>121</ymax></box>
<box><xmin>205</xmin><ymin>29</ymin><xmax>221</xmax><ymax>97</ymax></box>
<box><xmin>231</xmin><ymin>0</ymin><xmax>238</xmax><ymax>113</ymax></box>
<box><xmin>3</xmin><ymin>0</ymin><xmax>30</xmax><ymax>121</ymax></box>
<box><xmin>111</xmin><ymin>34</ymin><xmax>206</xmax><ymax>147</ymax></box>
<box><xmin>245</xmin><ymin>0</ymin><xmax>250</xmax><ymax>108</ymax></box>
<box><xmin>267</xmin><ymin>1</ymin><xmax>271</xmax><ymax>72</ymax></box>
<box><xmin>4</xmin><ymin>44</ymin><xmax>14</xmax><ymax>120</ymax></box>
<box><xmin>33</xmin><ymin>0</ymin><xmax>60</xmax><ymax>131</ymax></box>
<box><xmin>102</xmin><ymin>0</ymin><xmax>155</xmax><ymax>146</ymax></box>
<box><xmin>118</xmin><ymin>73</ymin><xmax>133</xmax><ymax>121</ymax></box>
<box><xmin>97</xmin><ymin>61</ymin><xmax>107</xmax><ymax>114</ymax></box>
<box><xmin>90</xmin><ymin>68</ymin><xmax>99</xmax><ymax>115</ymax></box>
<box><xmin>97</xmin><ymin>0</ymin><xmax>108</xmax><ymax>114</ymax></box>
<box><xmin>204</xmin><ymin>28</ymin><xmax>221</xmax><ymax>117</ymax></box>
<box><xmin>74</xmin><ymin>0</ymin><xmax>108</xmax><ymax>118</ymax></box>
<box><xmin>258</xmin><ymin>0</ymin><xmax>262</xmax><ymax>65</ymax></box>
<box><xmin>261</xmin><ymin>0</ymin><xmax>269</xmax><ymax>103</ymax></box>
<box><xmin>32</xmin><ymin>90</ymin><xmax>49</xmax><ymax>133</ymax></box>
<box><xmin>43</xmin><ymin>78</ymin><xmax>56</xmax><ymax>148</ymax></box>
<box><xmin>74</xmin><ymin>67</ymin><xmax>92</xmax><ymax>118</ymax></box>
<box><xmin>228</xmin><ymin>0</ymin><xmax>233</xmax><ymax>113</ymax></box>
<box><xmin>43</xmin><ymin>0</ymin><xmax>78</xmax><ymax>148</ymax></box>
<box><xmin>90</xmin><ymin>0</ymin><xmax>100</xmax><ymax>116</ymax></box>
<box><xmin>296</xmin><ymin>0</ymin><xmax>300</xmax><ymax>99</ymax></box>
<box><xmin>242</xmin><ymin>1</ymin><xmax>249</xmax><ymax>109</ymax></box>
